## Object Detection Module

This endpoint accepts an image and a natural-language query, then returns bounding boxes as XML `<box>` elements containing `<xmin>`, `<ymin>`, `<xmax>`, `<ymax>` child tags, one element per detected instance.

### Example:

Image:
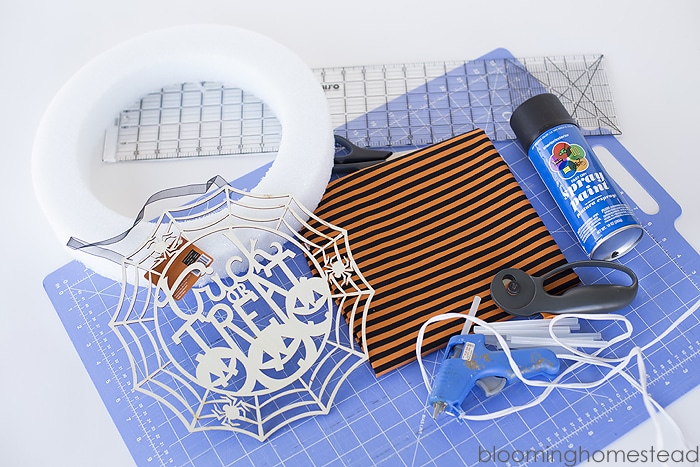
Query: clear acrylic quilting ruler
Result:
<box><xmin>103</xmin><ymin>52</ymin><xmax>619</xmax><ymax>161</ymax></box>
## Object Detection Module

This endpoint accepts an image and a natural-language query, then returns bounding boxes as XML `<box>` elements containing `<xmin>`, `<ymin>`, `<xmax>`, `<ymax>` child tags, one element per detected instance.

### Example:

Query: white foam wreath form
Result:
<box><xmin>32</xmin><ymin>25</ymin><xmax>335</xmax><ymax>282</ymax></box>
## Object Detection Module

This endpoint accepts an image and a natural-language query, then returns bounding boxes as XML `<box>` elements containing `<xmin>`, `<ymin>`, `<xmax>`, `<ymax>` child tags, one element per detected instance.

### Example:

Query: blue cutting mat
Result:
<box><xmin>43</xmin><ymin>51</ymin><xmax>700</xmax><ymax>466</ymax></box>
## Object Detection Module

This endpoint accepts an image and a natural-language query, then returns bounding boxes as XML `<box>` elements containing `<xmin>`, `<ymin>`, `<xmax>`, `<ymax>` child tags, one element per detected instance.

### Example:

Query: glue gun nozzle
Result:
<box><xmin>432</xmin><ymin>401</ymin><xmax>447</xmax><ymax>419</ymax></box>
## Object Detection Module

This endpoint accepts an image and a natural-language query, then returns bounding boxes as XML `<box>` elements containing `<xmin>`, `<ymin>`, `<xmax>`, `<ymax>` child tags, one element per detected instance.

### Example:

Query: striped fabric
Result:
<box><xmin>303</xmin><ymin>129</ymin><xmax>579</xmax><ymax>375</ymax></box>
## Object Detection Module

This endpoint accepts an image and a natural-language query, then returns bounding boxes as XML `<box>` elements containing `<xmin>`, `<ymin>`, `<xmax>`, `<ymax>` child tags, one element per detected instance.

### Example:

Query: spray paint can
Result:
<box><xmin>510</xmin><ymin>93</ymin><xmax>643</xmax><ymax>260</ymax></box>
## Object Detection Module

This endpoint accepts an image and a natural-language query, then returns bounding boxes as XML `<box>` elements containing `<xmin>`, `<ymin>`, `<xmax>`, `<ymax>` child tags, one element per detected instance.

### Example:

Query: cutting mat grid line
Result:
<box><xmin>47</xmin><ymin>50</ymin><xmax>700</xmax><ymax>467</ymax></box>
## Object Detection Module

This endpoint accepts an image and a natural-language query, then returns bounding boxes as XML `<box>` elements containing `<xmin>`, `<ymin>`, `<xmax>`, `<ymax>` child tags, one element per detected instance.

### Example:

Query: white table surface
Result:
<box><xmin>1</xmin><ymin>1</ymin><xmax>698</xmax><ymax>465</ymax></box>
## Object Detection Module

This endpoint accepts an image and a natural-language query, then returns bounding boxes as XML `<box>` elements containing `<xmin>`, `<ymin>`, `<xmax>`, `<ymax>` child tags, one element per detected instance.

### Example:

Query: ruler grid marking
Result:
<box><xmin>176</xmin><ymin>85</ymin><xmax>184</xmax><ymax>158</ymax></box>
<box><xmin>103</xmin><ymin>54</ymin><xmax>619</xmax><ymax>162</ymax></box>
<box><xmin>217</xmin><ymin>86</ymin><xmax>223</xmax><ymax>153</ymax></box>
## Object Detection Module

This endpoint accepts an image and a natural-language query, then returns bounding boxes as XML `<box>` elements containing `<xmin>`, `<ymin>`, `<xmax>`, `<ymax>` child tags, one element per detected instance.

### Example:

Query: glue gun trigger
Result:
<box><xmin>475</xmin><ymin>376</ymin><xmax>507</xmax><ymax>397</ymax></box>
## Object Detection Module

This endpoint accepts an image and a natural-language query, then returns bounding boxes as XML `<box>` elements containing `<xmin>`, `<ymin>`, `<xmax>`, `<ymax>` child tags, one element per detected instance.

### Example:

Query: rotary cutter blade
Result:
<box><xmin>490</xmin><ymin>260</ymin><xmax>638</xmax><ymax>317</ymax></box>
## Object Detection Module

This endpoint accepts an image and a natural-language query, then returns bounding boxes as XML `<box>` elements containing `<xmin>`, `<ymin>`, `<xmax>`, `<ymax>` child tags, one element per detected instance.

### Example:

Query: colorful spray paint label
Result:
<box><xmin>530</xmin><ymin>124</ymin><xmax>642</xmax><ymax>259</ymax></box>
<box><xmin>510</xmin><ymin>94</ymin><xmax>643</xmax><ymax>260</ymax></box>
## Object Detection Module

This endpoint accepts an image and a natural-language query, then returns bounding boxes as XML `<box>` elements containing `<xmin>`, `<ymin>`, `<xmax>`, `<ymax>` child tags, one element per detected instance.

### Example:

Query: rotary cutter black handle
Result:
<box><xmin>490</xmin><ymin>260</ymin><xmax>638</xmax><ymax>317</ymax></box>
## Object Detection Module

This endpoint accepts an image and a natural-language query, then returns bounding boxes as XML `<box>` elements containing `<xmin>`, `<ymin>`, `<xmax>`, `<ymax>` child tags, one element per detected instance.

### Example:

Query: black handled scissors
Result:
<box><xmin>333</xmin><ymin>135</ymin><xmax>409</xmax><ymax>175</ymax></box>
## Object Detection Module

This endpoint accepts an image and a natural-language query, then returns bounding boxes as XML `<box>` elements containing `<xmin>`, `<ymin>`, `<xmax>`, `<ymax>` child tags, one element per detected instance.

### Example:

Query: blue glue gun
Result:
<box><xmin>428</xmin><ymin>333</ymin><xmax>560</xmax><ymax>419</ymax></box>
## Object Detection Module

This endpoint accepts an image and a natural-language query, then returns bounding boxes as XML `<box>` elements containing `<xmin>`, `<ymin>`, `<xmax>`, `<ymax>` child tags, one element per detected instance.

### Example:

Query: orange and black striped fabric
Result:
<box><xmin>303</xmin><ymin>129</ymin><xmax>579</xmax><ymax>375</ymax></box>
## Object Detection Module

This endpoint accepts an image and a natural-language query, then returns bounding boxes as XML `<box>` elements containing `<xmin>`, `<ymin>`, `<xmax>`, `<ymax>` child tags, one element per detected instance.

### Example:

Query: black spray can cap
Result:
<box><xmin>510</xmin><ymin>93</ymin><xmax>578</xmax><ymax>150</ymax></box>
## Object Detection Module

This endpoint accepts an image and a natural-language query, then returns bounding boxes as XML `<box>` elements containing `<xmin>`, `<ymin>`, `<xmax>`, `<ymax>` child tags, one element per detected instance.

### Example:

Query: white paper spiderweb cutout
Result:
<box><xmin>110</xmin><ymin>184</ymin><xmax>373</xmax><ymax>441</ymax></box>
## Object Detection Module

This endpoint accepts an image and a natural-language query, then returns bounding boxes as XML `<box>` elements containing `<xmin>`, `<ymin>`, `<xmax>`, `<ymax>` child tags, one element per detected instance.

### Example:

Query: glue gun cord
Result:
<box><xmin>416</xmin><ymin>297</ymin><xmax>700</xmax><ymax>460</ymax></box>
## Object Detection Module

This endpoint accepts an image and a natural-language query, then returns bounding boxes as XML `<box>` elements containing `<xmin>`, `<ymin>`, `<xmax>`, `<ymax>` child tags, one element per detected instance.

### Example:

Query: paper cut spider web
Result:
<box><xmin>110</xmin><ymin>184</ymin><xmax>373</xmax><ymax>441</ymax></box>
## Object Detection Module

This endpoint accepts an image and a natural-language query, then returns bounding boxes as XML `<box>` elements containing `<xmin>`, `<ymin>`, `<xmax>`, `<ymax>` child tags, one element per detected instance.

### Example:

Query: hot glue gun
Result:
<box><xmin>428</xmin><ymin>333</ymin><xmax>560</xmax><ymax>419</ymax></box>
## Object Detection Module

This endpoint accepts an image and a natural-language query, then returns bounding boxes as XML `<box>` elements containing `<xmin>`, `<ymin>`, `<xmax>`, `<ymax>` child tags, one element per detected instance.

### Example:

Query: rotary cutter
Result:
<box><xmin>490</xmin><ymin>260</ymin><xmax>638</xmax><ymax>317</ymax></box>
